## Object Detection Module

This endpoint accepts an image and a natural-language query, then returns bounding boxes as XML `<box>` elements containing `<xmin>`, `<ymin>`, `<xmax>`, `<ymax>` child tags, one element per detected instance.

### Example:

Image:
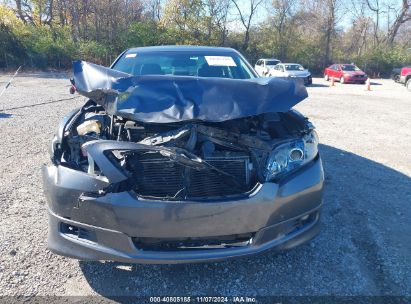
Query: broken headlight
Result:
<box><xmin>265</xmin><ymin>130</ymin><xmax>319</xmax><ymax>181</ymax></box>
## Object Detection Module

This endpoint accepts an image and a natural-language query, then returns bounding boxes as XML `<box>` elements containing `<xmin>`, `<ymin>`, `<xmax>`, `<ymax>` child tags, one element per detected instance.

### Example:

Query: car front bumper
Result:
<box><xmin>344</xmin><ymin>76</ymin><xmax>367</xmax><ymax>83</ymax></box>
<box><xmin>42</xmin><ymin>157</ymin><xmax>324</xmax><ymax>264</ymax></box>
<box><xmin>303</xmin><ymin>76</ymin><xmax>312</xmax><ymax>85</ymax></box>
<box><xmin>289</xmin><ymin>76</ymin><xmax>312</xmax><ymax>85</ymax></box>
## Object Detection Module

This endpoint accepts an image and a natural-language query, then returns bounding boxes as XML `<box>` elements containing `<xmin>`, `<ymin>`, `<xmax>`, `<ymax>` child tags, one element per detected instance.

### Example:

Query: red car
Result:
<box><xmin>324</xmin><ymin>64</ymin><xmax>368</xmax><ymax>84</ymax></box>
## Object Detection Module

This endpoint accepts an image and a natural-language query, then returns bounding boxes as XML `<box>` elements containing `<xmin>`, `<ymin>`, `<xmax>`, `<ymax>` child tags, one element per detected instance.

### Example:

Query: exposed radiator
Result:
<box><xmin>125</xmin><ymin>151</ymin><xmax>252</xmax><ymax>200</ymax></box>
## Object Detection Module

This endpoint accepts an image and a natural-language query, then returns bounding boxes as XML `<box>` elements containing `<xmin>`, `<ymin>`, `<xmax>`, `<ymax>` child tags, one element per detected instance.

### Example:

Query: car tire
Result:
<box><xmin>406</xmin><ymin>78</ymin><xmax>411</xmax><ymax>92</ymax></box>
<box><xmin>340</xmin><ymin>76</ymin><xmax>345</xmax><ymax>84</ymax></box>
<box><xmin>324</xmin><ymin>74</ymin><xmax>329</xmax><ymax>81</ymax></box>
<box><xmin>394</xmin><ymin>75</ymin><xmax>400</xmax><ymax>83</ymax></box>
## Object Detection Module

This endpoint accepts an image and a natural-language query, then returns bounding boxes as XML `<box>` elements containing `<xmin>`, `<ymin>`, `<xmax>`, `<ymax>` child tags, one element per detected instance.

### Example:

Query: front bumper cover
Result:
<box><xmin>344</xmin><ymin>76</ymin><xmax>367</xmax><ymax>83</ymax></box>
<box><xmin>43</xmin><ymin>157</ymin><xmax>324</xmax><ymax>264</ymax></box>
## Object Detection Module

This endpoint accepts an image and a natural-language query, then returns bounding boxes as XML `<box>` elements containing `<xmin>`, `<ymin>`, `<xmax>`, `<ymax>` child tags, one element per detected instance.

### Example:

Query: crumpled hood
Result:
<box><xmin>72</xmin><ymin>60</ymin><xmax>308</xmax><ymax>123</ymax></box>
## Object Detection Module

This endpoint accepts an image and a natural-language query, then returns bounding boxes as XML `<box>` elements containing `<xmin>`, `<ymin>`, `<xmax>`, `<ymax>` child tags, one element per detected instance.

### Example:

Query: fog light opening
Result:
<box><xmin>60</xmin><ymin>222</ymin><xmax>96</xmax><ymax>242</ymax></box>
<box><xmin>289</xmin><ymin>148</ymin><xmax>304</xmax><ymax>161</ymax></box>
<box><xmin>60</xmin><ymin>222</ymin><xmax>79</xmax><ymax>236</ymax></box>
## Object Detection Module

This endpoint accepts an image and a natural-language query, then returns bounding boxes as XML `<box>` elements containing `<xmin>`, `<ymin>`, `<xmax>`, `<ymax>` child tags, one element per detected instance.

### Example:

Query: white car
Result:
<box><xmin>269</xmin><ymin>63</ymin><xmax>312</xmax><ymax>85</ymax></box>
<box><xmin>254</xmin><ymin>58</ymin><xmax>281</xmax><ymax>76</ymax></box>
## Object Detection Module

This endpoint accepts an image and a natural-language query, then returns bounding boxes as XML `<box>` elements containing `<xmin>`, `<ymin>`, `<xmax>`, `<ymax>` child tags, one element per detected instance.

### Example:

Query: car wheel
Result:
<box><xmin>407</xmin><ymin>79</ymin><xmax>411</xmax><ymax>91</ymax></box>
<box><xmin>394</xmin><ymin>75</ymin><xmax>400</xmax><ymax>83</ymax></box>
<box><xmin>324</xmin><ymin>74</ymin><xmax>329</xmax><ymax>81</ymax></box>
<box><xmin>340</xmin><ymin>76</ymin><xmax>345</xmax><ymax>84</ymax></box>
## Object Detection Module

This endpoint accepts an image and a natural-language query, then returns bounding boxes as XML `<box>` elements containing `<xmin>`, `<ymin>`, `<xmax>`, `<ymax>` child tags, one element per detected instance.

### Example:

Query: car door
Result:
<box><xmin>270</xmin><ymin>65</ymin><xmax>279</xmax><ymax>77</ymax></box>
<box><xmin>279</xmin><ymin>65</ymin><xmax>286</xmax><ymax>76</ymax></box>
<box><xmin>261</xmin><ymin>60</ymin><xmax>268</xmax><ymax>76</ymax></box>
<box><xmin>254</xmin><ymin>60</ymin><xmax>260</xmax><ymax>75</ymax></box>
<box><xmin>327</xmin><ymin>65</ymin><xmax>334</xmax><ymax>77</ymax></box>
<box><xmin>328</xmin><ymin>65</ymin><xmax>335</xmax><ymax>78</ymax></box>
<box><xmin>255</xmin><ymin>60</ymin><xmax>263</xmax><ymax>76</ymax></box>
<box><xmin>334</xmin><ymin>65</ymin><xmax>342</xmax><ymax>78</ymax></box>
<box><xmin>327</xmin><ymin>64</ymin><xmax>337</xmax><ymax>78</ymax></box>
<box><xmin>271</xmin><ymin>64</ymin><xmax>284</xmax><ymax>77</ymax></box>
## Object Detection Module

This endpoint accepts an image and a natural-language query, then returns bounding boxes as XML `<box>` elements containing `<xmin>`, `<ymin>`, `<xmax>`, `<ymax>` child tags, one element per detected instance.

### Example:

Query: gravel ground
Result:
<box><xmin>0</xmin><ymin>74</ymin><xmax>410</xmax><ymax>299</ymax></box>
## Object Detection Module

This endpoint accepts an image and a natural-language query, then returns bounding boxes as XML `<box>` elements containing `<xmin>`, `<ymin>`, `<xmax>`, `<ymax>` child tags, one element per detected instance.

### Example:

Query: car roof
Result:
<box><xmin>126</xmin><ymin>45</ymin><xmax>238</xmax><ymax>54</ymax></box>
<box><xmin>282</xmin><ymin>63</ymin><xmax>301</xmax><ymax>65</ymax></box>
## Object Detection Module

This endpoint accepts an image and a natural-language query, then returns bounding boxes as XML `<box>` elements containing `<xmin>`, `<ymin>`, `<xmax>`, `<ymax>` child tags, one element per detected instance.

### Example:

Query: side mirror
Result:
<box><xmin>69</xmin><ymin>77</ymin><xmax>76</xmax><ymax>94</ymax></box>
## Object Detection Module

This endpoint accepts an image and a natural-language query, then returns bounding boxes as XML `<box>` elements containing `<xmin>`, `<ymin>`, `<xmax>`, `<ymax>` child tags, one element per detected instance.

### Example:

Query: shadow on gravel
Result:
<box><xmin>78</xmin><ymin>144</ymin><xmax>411</xmax><ymax>297</ymax></box>
<box><xmin>309</xmin><ymin>83</ymin><xmax>330</xmax><ymax>88</ymax></box>
<box><xmin>1</xmin><ymin>96</ymin><xmax>81</xmax><ymax>111</ymax></box>
<box><xmin>15</xmin><ymin>73</ymin><xmax>69</xmax><ymax>79</ymax></box>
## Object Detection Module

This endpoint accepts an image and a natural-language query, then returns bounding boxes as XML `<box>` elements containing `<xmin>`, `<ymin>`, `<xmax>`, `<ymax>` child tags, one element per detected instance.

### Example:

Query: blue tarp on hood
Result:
<box><xmin>72</xmin><ymin>60</ymin><xmax>308</xmax><ymax>123</ymax></box>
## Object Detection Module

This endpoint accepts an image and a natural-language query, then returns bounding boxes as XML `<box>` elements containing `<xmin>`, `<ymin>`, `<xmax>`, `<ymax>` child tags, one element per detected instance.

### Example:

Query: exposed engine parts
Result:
<box><xmin>54</xmin><ymin>102</ymin><xmax>311</xmax><ymax>200</ymax></box>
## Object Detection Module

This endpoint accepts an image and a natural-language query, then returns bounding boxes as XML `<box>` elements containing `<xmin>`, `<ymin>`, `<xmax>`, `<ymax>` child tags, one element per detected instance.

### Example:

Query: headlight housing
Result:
<box><xmin>264</xmin><ymin>130</ymin><xmax>319</xmax><ymax>181</ymax></box>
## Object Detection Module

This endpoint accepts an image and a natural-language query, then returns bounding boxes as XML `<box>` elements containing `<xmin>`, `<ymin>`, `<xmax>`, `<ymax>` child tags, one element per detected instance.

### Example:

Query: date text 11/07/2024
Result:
<box><xmin>149</xmin><ymin>296</ymin><xmax>257</xmax><ymax>303</ymax></box>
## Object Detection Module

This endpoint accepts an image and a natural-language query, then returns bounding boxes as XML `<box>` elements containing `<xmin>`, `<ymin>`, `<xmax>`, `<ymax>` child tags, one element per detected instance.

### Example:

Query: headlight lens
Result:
<box><xmin>343</xmin><ymin>73</ymin><xmax>351</xmax><ymax>77</ymax></box>
<box><xmin>265</xmin><ymin>130</ymin><xmax>319</xmax><ymax>181</ymax></box>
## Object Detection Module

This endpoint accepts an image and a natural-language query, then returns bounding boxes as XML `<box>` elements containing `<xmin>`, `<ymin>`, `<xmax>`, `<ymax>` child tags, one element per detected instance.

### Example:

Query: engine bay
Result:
<box><xmin>53</xmin><ymin>101</ymin><xmax>312</xmax><ymax>200</ymax></box>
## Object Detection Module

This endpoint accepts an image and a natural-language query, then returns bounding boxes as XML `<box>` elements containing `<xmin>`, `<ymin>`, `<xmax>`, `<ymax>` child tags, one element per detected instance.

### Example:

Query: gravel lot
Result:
<box><xmin>0</xmin><ymin>74</ymin><xmax>410</xmax><ymax>299</ymax></box>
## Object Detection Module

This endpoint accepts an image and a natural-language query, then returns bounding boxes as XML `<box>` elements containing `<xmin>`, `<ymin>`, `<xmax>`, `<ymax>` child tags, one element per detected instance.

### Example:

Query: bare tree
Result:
<box><xmin>385</xmin><ymin>0</ymin><xmax>411</xmax><ymax>45</ymax></box>
<box><xmin>145</xmin><ymin>0</ymin><xmax>162</xmax><ymax>21</ymax></box>
<box><xmin>204</xmin><ymin>0</ymin><xmax>231</xmax><ymax>45</ymax></box>
<box><xmin>323</xmin><ymin>0</ymin><xmax>338</xmax><ymax>66</ymax></box>
<box><xmin>269</xmin><ymin>0</ymin><xmax>297</xmax><ymax>58</ymax></box>
<box><xmin>13</xmin><ymin>0</ymin><xmax>35</xmax><ymax>23</ymax></box>
<box><xmin>231</xmin><ymin>0</ymin><xmax>264</xmax><ymax>51</ymax></box>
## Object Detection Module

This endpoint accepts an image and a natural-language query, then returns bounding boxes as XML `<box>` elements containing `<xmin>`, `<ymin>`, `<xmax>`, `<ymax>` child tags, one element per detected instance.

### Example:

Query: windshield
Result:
<box><xmin>342</xmin><ymin>65</ymin><xmax>360</xmax><ymax>71</ymax></box>
<box><xmin>285</xmin><ymin>64</ymin><xmax>304</xmax><ymax>71</ymax></box>
<box><xmin>266</xmin><ymin>60</ymin><xmax>280</xmax><ymax>66</ymax></box>
<box><xmin>113</xmin><ymin>51</ymin><xmax>256</xmax><ymax>79</ymax></box>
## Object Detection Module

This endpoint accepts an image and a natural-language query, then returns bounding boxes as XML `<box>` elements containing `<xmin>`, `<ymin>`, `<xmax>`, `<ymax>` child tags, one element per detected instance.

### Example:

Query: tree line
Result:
<box><xmin>1</xmin><ymin>0</ymin><xmax>410</xmax><ymax>76</ymax></box>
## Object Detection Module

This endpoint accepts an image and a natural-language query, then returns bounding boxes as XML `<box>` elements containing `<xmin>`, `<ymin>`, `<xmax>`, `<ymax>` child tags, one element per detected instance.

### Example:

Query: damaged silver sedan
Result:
<box><xmin>42</xmin><ymin>46</ymin><xmax>324</xmax><ymax>263</ymax></box>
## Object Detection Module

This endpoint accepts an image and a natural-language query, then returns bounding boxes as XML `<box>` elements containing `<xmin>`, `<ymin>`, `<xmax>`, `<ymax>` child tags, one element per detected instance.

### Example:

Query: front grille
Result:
<box><xmin>125</xmin><ymin>151</ymin><xmax>252</xmax><ymax>200</ymax></box>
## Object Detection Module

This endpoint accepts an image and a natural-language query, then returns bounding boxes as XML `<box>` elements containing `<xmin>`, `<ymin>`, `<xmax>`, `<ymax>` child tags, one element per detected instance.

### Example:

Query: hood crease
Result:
<box><xmin>72</xmin><ymin>60</ymin><xmax>308</xmax><ymax>123</ymax></box>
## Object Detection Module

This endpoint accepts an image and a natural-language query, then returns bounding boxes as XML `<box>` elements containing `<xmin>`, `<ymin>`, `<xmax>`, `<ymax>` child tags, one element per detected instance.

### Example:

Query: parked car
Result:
<box><xmin>269</xmin><ymin>63</ymin><xmax>312</xmax><ymax>85</ymax></box>
<box><xmin>324</xmin><ymin>64</ymin><xmax>368</xmax><ymax>84</ymax></box>
<box><xmin>399</xmin><ymin>66</ymin><xmax>411</xmax><ymax>91</ymax></box>
<box><xmin>254</xmin><ymin>58</ymin><xmax>281</xmax><ymax>76</ymax></box>
<box><xmin>43</xmin><ymin>46</ymin><xmax>323</xmax><ymax>263</ymax></box>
